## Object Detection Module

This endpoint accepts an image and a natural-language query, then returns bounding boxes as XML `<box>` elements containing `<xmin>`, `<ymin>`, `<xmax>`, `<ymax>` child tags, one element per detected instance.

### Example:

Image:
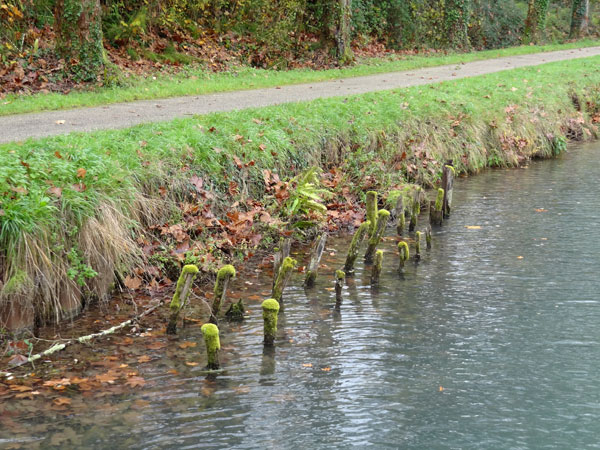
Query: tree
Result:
<box><xmin>523</xmin><ymin>0</ymin><xmax>550</xmax><ymax>44</ymax></box>
<box><xmin>570</xmin><ymin>0</ymin><xmax>589</xmax><ymax>39</ymax></box>
<box><xmin>336</xmin><ymin>0</ymin><xmax>354</xmax><ymax>63</ymax></box>
<box><xmin>444</xmin><ymin>0</ymin><xmax>470</xmax><ymax>49</ymax></box>
<box><xmin>54</xmin><ymin>0</ymin><xmax>104</xmax><ymax>81</ymax></box>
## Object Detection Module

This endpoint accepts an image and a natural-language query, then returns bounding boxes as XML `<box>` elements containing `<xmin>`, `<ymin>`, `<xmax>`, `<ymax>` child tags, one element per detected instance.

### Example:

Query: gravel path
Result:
<box><xmin>1</xmin><ymin>46</ymin><xmax>600</xmax><ymax>144</ymax></box>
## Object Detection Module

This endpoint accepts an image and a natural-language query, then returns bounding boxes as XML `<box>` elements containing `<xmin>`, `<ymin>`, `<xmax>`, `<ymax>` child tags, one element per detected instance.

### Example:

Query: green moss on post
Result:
<box><xmin>343</xmin><ymin>221</ymin><xmax>371</xmax><ymax>274</ymax></box>
<box><xmin>201</xmin><ymin>323</ymin><xmax>221</xmax><ymax>370</ymax></box>
<box><xmin>397</xmin><ymin>210</ymin><xmax>406</xmax><ymax>237</ymax></box>
<box><xmin>366</xmin><ymin>191</ymin><xmax>378</xmax><ymax>236</ymax></box>
<box><xmin>304</xmin><ymin>233</ymin><xmax>327</xmax><ymax>288</ymax></box>
<box><xmin>364</xmin><ymin>210</ymin><xmax>390</xmax><ymax>264</ymax></box>
<box><xmin>426</xmin><ymin>226</ymin><xmax>432</xmax><ymax>250</ymax></box>
<box><xmin>335</xmin><ymin>270</ymin><xmax>345</xmax><ymax>304</ymax></box>
<box><xmin>167</xmin><ymin>264</ymin><xmax>199</xmax><ymax>335</ymax></box>
<box><xmin>398</xmin><ymin>241</ymin><xmax>409</xmax><ymax>271</ymax></box>
<box><xmin>430</xmin><ymin>188</ymin><xmax>445</xmax><ymax>226</ymax></box>
<box><xmin>371</xmin><ymin>250</ymin><xmax>383</xmax><ymax>285</ymax></box>
<box><xmin>409</xmin><ymin>190</ymin><xmax>420</xmax><ymax>232</ymax></box>
<box><xmin>415</xmin><ymin>231</ymin><xmax>422</xmax><ymax>261</ymax></box>
<box><xmin>225</xmin><ymin>299</ymin><xmax>245</xmax><ymax>322</ymax></box>
<box><xmin>271</xmin><ymin>257</ymin><xmax>296</xmax><ymax>303</ymax></box>
<box><xmin>210</xmin><ymin>265</ymin><xmax>236</xmax><ymax>324</ymax></box>
<box><xmin>262</xmin><ymin>299</ymin><xmax>280</xmax><ymax>346</ymax></box>
<box><xmin>435</xmin><ymin>189</ymin><xmax>444</xmax><ymax>211</ymax></box>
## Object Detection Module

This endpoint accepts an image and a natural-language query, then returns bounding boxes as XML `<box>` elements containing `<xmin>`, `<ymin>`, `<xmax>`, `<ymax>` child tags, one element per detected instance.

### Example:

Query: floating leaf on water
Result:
<box><xmin>464</xmin><ymin>226</ymin><xmax>482</xmax><ymax>230</ymax></box>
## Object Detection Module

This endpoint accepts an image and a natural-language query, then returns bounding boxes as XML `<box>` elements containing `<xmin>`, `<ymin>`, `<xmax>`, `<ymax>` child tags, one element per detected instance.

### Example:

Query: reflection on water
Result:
<box><xmin>4</xmin><ymin>143</ymin><xmax>600</xmax><ymax>449</ymax></box>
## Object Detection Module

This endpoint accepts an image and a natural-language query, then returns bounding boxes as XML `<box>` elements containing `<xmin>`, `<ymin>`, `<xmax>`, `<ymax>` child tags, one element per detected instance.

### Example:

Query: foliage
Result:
<box><xmin>285</xmin><ymin>167</ymin><xmax>331</xmax><ymax>222</ymax></box>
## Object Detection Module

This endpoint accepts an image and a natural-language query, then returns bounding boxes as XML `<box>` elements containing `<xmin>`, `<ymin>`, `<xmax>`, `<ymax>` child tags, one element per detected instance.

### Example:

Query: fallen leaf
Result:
<box><xmin>302</xmin><ymin>363</ymin><xmax>313</xmax><ymax>368</ymax></box>
<box><xmin>47</xmin><ymin>186</ymin><xmax>62</xmax><ymax>198</ymax></box>
<box><xmin>178</xmin><ymin>342</ymin><xmax>197</xmax><ymax>349</ymax></box>
<box><xmin>9</xmin><ymin>385</ymin><xmax>33</xmax><ymax>392</ymax></box>
<box><xmin>125</xmin><ymin>376</ymin><xmax>146</xmax><ymax>388</ymax></box>
<box><xmin>320</xmin><ymin>367</ymin><xmax>331</xmax><ymax>372</ymax></box>
<box><xmin>124</xmin><ymin>275</ymin><xmax>142</xmax><ymax>290</ymax></box>
<box><xmin>53</xmin><ymin>397</ymin><xmax>71</xmax><ymax>406</ymax></box>
<box><xmin>137</xmin><ymin>355</ymin><xmax>151</xmax><ymax>363</ymax></box>
<box><xmin>76</xmin><ymin>168</ymin><xmax>86</xmax><ymax>178</ymax></box>
<box><xmin>517</xmin><ymin>256</ymin><xmax>524</xmax><ymax>259</ymax></box>
<box><xmin>464</xmin><ymin>226</ymin><xmax>482</xmax><ymax>230</ymax></box>
<box><xmin>185</xmin><ymin>361</ymin><xmax>199</xmax><ymax>367</ymax></box>
<box><xmin>439</xmin><ymin>386</ymin><xmax>444</xmax><ymax>392</ymax></box>
<box><xmin>535</xmin><ymin>208</ymin><xmax>548</xmax><ymax>213</ymax></box>
<box><xmin>8</xmin><ymin>354</ymin><xmax>28</xmax><ymax>366</ymax></box>
<box><xmin>55</xmin><ymin>120</ymin><xmax>66</xmax><ymax>125</ymax></box>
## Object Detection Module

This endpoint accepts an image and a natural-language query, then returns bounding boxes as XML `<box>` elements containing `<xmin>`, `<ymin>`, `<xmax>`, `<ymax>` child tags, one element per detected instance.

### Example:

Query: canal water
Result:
<box><xmin>4</xmin><ymin>142</ymin><xmax>600</xmax><ymax>449</ymax></box>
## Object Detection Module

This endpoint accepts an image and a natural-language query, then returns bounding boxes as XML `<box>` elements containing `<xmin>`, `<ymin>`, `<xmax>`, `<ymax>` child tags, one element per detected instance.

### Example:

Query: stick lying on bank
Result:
<box><xmin>6</xmin><ymin>300</ymin><xmax>164</xmax><ymax>370</ymax></box>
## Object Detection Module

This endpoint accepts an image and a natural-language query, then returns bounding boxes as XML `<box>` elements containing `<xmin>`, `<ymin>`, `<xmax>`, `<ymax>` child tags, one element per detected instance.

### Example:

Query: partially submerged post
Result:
<box><xmin>335</xmin><ymin>270</ymin><xmax>345</xmax><ymax>305</ymax></box>
<box><xmin>364</xmin><ymin>210</ymin><xmax>391</xmax><ymax>264</ymax></box>
<box><xmin>343</xmin><ymin>221</ymin><xmax>371</xmax><ymax>274</ymax></box>
<box><xmin>398</xmin><ymin>241</ymin><xmax>409</xmax><ymax>271</ymax></box>
<box><xmin>271</xmin><ymin>256</ymin><xmax>297</xmax><ymax>303</ymax></box>
<box><xmin>409</xmin><ymin>188</ymin><xmax>420</xmax><ymax>232</ymax></box>
<box><xmin>366</xmin><ymin>191</ymin><xmax>378</xmax><ymax>236</ymax></box>
<box><xmin>429</xmin><ymin>188</ymin><xmax>444</xmax><ymax>226</ymax></box>
<box><xmin>167</xmin><ymin>264</ymin><xmax>199</xmax><ymax>335</ymax></box>
<box><xmin>371</xmin><ymin>250</ymin><xmax>383</xmax><ymax>285</ymax></box>
<box><xmin>200</xmin><ymin>323</ymin><xmax>220</xmax><ymax>370</ymax></box>
<box><xmin>262</xmin><ymin>299</ymin><xmax>280</xmax><ymax>346</ymax></box>
<box><xmin>395</xmin><ymin>195</ymin><xmax>405</xmax><ymax>236</ymax></box>
<box><xmin>415</xmin><ymin>231</ymin><xmax>422</xmax><ymax>261</ymax></box>
<box><xmin>425</xmin><ymin>226</ymin><xmax>432</xmax><ymax>250</ymax></box>
<box><xmin>225</xmin><ymin>299</ymin><xmax>245</xmax><ymax>322</ymax></box>
<box><xmin>210</xmin><ymin>265</ymin><xmax>236</xmax><ymax>324</ymax></box>
<box><xmin>273</xmin><ymin>237</ymin><xmax>292</xmax><ymax>287</ymax></box>
<box><xmin>442</xmin><ymin>164</ymin><xmax>455</xmax><ymax>218</ymax></box>
<box><xmin>304</xmin><ymin>233</ymin><xmax>328</xmax><ymax>288</ymax></box>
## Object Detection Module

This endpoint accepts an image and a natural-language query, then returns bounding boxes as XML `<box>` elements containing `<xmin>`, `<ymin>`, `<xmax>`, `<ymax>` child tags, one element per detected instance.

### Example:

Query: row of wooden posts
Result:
<box><xmin>168</xmin><ymin>165</ymin><xmax>455</xmax><ymax>371</ymax></box>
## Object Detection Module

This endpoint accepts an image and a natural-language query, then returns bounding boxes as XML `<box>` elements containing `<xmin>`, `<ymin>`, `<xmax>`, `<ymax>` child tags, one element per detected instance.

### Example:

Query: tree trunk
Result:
<box><xmin>523</xmin><ymin>0</ymin><xmax>549</xmax><ymax>44</ymax></box>
<box><xmin>444</xmin><ymin>0</ymin><xmax>470</xmax><ymax>49</ymax></box>
<box><xmin>336</xmin><ymin>0</ymin><xmax>354</xmax><ymax>64</ymax></box>
<box><xmin>570</xmin><ymin>0</ymin><xmax>589</xmax><ymax>39</ymax></box>
<box><xmin>54</xmin><ymin>0</ymin><xmax>104</xmax><ymax>81</ymax></box>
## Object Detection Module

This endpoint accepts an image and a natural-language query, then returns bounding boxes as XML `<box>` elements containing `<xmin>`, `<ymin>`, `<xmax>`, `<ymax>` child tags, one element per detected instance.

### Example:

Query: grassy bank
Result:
<box><xmin>1</xmin><ymin>56</ymin><xmax>599</xmax><ymax>331</ymax></box>
<box><xmin>1</xmin><ymin>40</ymin><xmax>599</xmax><ymax>117</ymax></box>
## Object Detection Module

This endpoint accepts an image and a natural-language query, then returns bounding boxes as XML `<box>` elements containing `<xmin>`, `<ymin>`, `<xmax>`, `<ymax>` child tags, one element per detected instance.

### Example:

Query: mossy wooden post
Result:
<box><xmin>225</xmin><ymin>299</ymin><xmax>245</xmax><ymax>322</ymax></box>
<box><xmin>262</xmin><ymin>299</ymin><xmax>280</xmax><ymax>346</ymax></box>
<box><xmin>395</xmin><ymin>195</ymin><xmax>405</xmax><ymax>236</ymax></box>
<box><xmin>273</xmin><ymin>237</ymin><xmax>292</xmax><ymax>287</ymax></box>
<box><xmin>415</xmin><ymin>231</ymin><xmax>422</xmax><ymax>261</ymax></box>
<box><xmin>304</xmin><ymin>233</ymin><xmax>328</xmax><ymax>288</ymax></box>
<box><xmin>343</xmin><ymin>221</ymin><xmax>371</xmax><ymax>274</ymax></box>
<box><xmin>425</xmin><ymin>226</ymin><xmax>432</xmax><ymax>250</ymax></box>
<box><xmin>210</xmin><ymin>265</ymin><xmax>236</xmax><ymax>324</ymax></box>
<box><xmin>366</xmin><ymin>191</ymin><xmax>378</xmax><ymax>236</ymax></box>
<box><xmin>429</xmin><ymin>188</ymin><xmax>444</xmax><ymax>226</ymax></box>
<box><xmin>200</xmin><ymin>323</ymin><xmax>220</xmax><ymax>370</ymax></box>
<box><xmin>371</xmin><ymin>250</ymin><xmax>383</xmax><ymax>285</ymax></box>
<box><xmin>409</xmin><ymin>189</ymin><xmax>420</xmax><ymax>232</ymax></box>
<box><xmin>335</xmin><ymin>270</ymin><xmax>345</xmax><ymax>305</ymax></box>
<box><xmin>398</xmin><ymin>241</ymin><xmax>409</xmax><ymax>271</ymax></box>
<box><xmin>442</xmin><ymin>164</ymin><xmax>454</xmax><ymax>219</ymax></box>
<box><xmin>364</xmin><ymin>210</ymin><xmax>390</xmax><ymax>264</ymax></box>
<box><xmin>54</xmin><ymin>0</ymin><xmax>104</xmax><ymax>81</ymax></box>
<box><xmin>271</xmin><ymin>256</ymin><xmax>296</xmax><ymax>304</ymax></box>
<box><xmin>167</xmin><ymin>265</ymin><xmax>199</xmax><ymax>335</ymax></box>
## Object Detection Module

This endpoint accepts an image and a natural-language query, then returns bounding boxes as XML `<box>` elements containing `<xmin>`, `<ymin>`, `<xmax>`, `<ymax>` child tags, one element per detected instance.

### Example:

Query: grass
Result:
<box><xmin>1</xmin><ymin>39</ymin><xmax>599</xmax><ymax>117</ymax></box>
<box><xmin>1</xmin><ymin>54</ymin><xmax>599</xmax><ymax>326</ymax></box>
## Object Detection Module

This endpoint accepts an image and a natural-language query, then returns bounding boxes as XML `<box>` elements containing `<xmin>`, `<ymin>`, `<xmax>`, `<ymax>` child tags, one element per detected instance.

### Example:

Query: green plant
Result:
<box><xmin>285</xmin><ymin>167</ymin><xmax>331</xmax><ymax>222</ymax></box>
<box><xmin>66</xmin><ymin>248</ymin><xmax>98</xmax><ymax>287</ymax></box>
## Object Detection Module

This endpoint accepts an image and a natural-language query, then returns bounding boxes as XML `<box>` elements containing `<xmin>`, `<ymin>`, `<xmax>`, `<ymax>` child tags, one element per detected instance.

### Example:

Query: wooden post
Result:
<box><xmin>442</xmin><ymin>164</ymin><xmax>454</xmax><ymax>218</ymax></box>
<box><xmin>343</xmin><ymin>221</ymin><xmax>371</xmax><ymax>274</ymax></box>
<box><xmin>415</xmin><ymin>231</ymin><xmax>422</xmax><ymax>261</ymax></box>
<box><xmin>425</xmin><ymin>226</ymin><xmax>432</xmax><ymax>250</ymax></box>
<box><xmin>262</xmin><ymin>299</ymin><xmax>280</xmax><ymax>346</ymax></box>
<box><xmin>398</xmin><ymin>241</ymin><xmax>409</xmax><ymax>271</ymax></box>
<box><xmin>201</xmin><ymin>323</ymin><xmax>220</xmax><ymax>370</ymax></box>
<box><xmin>335</xmin><ymin>270</ymin><xmax>345</xmax><ymax>305</ymax></box>
<box><xmin>304</xmin><ymin>233</ymin><xmax>328</xmax><ymax>288</ymax></box>
<box><xmin>429</xmin><ymin>188</ymin><xmax>444</xmax><ymax>226</ymax></box>
<box><xmin>395</xmin><ymin>195</ymin><xmax>405</xmax><ymax>236</ymax></box>
<box><xmin>371</xmin><ymin>250</ymin><xmax>383</xmax><ymax>285</ymax></box>
<box><xmin>273</xmin><ymin>237</ymin><xmax>292</xmax><ymax>287</ymax></box>
<box><xmin>366</xmin><ymin>191</ymin><xmax>378</xmax><ymax>236</ymax></box>
<box><xmin>167</xmin><ymin>265</ymin><xmax>199</xmax><ymax>335</ymax></box>
<box><xmin>210</xmin><ymin>265</ymin><xmax>236</xmax><ymax>325</ymax></box>
<box><xmin>271</xmin><ymin>257</ymin><xmax>297</xmax><ymax>303</ymax></box>
<box><xmin>364</xmin><ymin>210</ymin><xmax>391</xmax><ymax>264</ymax></box>
<box><xmin>409</xmin><ymin>188</ymin><xmax>420</xmax><ymax>232</ymax></box>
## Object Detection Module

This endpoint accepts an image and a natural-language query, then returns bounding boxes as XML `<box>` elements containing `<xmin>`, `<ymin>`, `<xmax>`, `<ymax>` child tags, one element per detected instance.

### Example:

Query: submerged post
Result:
<box><xmin>273</xmin><ymin>237</ymin><xmax>292</xmax><ymax>287</ymax></box>
<box><xmin>343</xmin><ymin>221</ymin><xmax>371</xmax><ymax>273</ymax></box>
<box><xmin>395</xmin><ymin>195</ymin><xmax>405</xmax><ymax>236</ymax></box>
<box><xmin>442</xmin><ymin>164</ymin><xmax>455</xmax><ymax>218</ymax></box>
<box><xmin>167</xmin><ymin>264</ymin><xmax>199</xmax><ymax>335</ymax></box>
<box><xmin>225</xmin><ymin>299</ymin><xmax>245</xmax><ymax>322</ymax></box>
<box><xmin>210</xmin><ymin>265</ymin><xmax>236</xmax><ymax>324</ymax></box>
<box><xmin>398</xmin><ymin>241</ymin><xmax>409</xmax><ymax>271</ymax></box>
<box><xmin>371</xmin><ymin>250</ymin><xmax>383</xmax><ymax>285</ymax></box>
<box><xmin>429</xmin><ymin>188</ymin><xmax>444</xmax><ymax>226</ymax></box>
<box><xmin>335</xmin><ymin>270</ymin><xmax>345</xmax><ymax>305</ymax></box>
<box><xmin>409</xmin><ymin>188</ymin><xmax>420</xmax><ymax>232</ymax></box>
<box><xmin>271</xmin><ymin>256</ymin><xmax>297</xmax><ymax>303</ymax></box>
<box><xmin>366</xmin><ymin>191</ymin><xmax>378</xmax><ymax>236</ymax></box>
<box><xmin>200</xmin><ymin>323</ymin><xmax>220</xmax><ymax>370</ymax></box>
<box><xmin>415</xmin><ymin>231</ymin><xmax>422</xmax><ymax>261</ymax></box>
<box><xmin>364</xmin><ymin>210</ymin><xmax>390</xmax><ymax>264</ymax></box>
<box><xmin>425</xmin><ymin>226</ymin><xmax>432</xmax><ymax>250</ymax></box>
<box><xmin>304</xmin><ymin>233</ymin><xmax>328</xmax><ymax>288</ymax></box>
<box><xmin>262</xmin><ymin>299</ymin><xmax>280</xmax><ymax>346</ymax></box>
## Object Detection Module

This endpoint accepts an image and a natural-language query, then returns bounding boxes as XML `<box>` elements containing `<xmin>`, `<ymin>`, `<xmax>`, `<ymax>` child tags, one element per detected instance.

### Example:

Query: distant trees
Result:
<box><xmin>570</xmin><ymin>0</ymin><xmax>590</xmax><ymax>38</ymax></box>
<box><xmin>523</xmin><ymin>0</ymin><xmax>550</xmax><ymax>44</ymax></box>
<box><xmin>54</xmin><ymin>0</ymin><xmax>104</xmax><ymax>81</ymax></box>
<box><xmin>444</xmin><ymin>0</ymin><xmax>470</xmax><ymax>48</ymax></box>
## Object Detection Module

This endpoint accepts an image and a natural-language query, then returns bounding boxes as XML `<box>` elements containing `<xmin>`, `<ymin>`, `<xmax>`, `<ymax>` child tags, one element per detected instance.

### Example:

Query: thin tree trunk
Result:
<box><xmin>54</xmin><ymin>0</ymin><xmax>104</xmax><ymax>81</ymax></box>
<box><xmin>523</xmin><ymin>0</ymin><xmax>550</xmax><ymax>44</ymax></box>
<box><xmin>570</xmin><ymin>0</ymin><xmax>589</xmax><ymax>39</ymax></box>
<box><xmin>336</xmin><ymin>0</ymin><xmax>354</xmax><ymax>63</ymax></box>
